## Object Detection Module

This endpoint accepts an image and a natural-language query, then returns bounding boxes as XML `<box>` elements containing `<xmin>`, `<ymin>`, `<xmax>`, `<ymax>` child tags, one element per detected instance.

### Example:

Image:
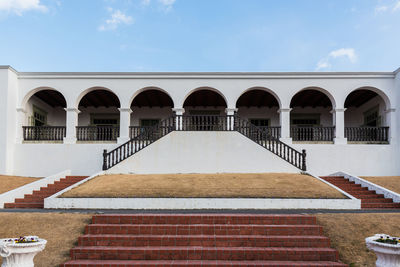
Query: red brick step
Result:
<box><xmin>78</xmin><ymin>234</ymin><xmax>330</xmax><ymax>248</ymax></box>
<box><xmin>4</xmin><ymin>175</ymin><xmax>88</xmax><ymax>209</ymax></box>
<box><xmin>70</xmin><ymin>246</ymin><xmax>340</xmax><ymax>261</ymax></box>
<box><xmin>62</xmin><ymin>259</ymin><xmax>347</xmax><ymax>266</ymax></box>
<box><xmin>320</xmin><ymin>176</ymin><xmax>399</xmax><ymax>210</ymax></box>
<box><xmin>61</xmin><ymin>214</ymin><xmax>347</xmax><ymax>267</ymax></box>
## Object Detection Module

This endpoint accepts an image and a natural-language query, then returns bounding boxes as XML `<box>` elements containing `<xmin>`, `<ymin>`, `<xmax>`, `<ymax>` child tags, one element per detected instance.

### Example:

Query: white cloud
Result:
<box><xmin>374</xmin><ymin>0</ymin><xmax>400</xmax><ymax>13</ymax></box>
<box><xmin>394</xmin><ymin>0</ymin><xmax>400</xmax><ymax>11</ymax></box>
<box><xmin>316</xmin><ymin>61</ymin><xmax>331</xmax><ymax>71</ymax></box>
<box><xmin>316</xmin><ymin>48</ymin><xmax>357</xmax><ymax>71</ymax></box>
<box><xmin>375</xmin><ymin>5</ymin><xmax>389</xmax><ymax>13</ymax></box>
<box><xmin>0</xmin><ymin>0</ymin><xmax>47</xmax><ymax>15</ymax></box>
<box><xmin>98</xmin><ymin>8</ymin><xmax>133</xmax><ymax>31</ymax></box>
<box><xmin>158</xmin><ymin>0</ymin><xmax>175</xmax><ymax>12</ymax></box>
<box><xmin>329</xmin><ymin>48</ymin><xmax>357</xmax><ymax>63</ymax></box>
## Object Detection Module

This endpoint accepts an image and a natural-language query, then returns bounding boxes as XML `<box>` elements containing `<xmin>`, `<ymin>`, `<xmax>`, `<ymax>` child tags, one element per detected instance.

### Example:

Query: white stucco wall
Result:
<box><xmin>13</xmin><ymin>143</ymin><xmax>117</xmax><ymax>177</ymax></box>
<box><xmin>0</xmin><ymin>66</ymin><xmax>398</xmax><ymax>176</ymax></box>
<box><xmin>107</xmin><ymin>131</ymin><xmax>300</xmax><ymax>174</ymax></box>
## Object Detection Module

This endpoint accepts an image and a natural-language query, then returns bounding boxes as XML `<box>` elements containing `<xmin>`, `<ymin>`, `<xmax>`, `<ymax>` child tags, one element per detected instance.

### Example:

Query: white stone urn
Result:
<box><xmin>0</xmin><ymin>236</ymin><xmax>47</xmax><ymax>267</ymax></box>
<box><xmin>366</xmin><ymin>234</ymin><xmax>400</xmax><ymax>267</ymax></box>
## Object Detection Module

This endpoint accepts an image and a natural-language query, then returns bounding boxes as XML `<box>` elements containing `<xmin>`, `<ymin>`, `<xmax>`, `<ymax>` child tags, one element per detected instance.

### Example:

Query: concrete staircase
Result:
<box><xmin>4</xmin><ymin>176</ymin><xmax>88</xmax><ymax>209</ymax></box>
<box><xmin>321</xmin><ymin>176</ymin><xmax>400</xmax><ymax>209</ymax></box>
<box><xmin>62</xmin><ymin>214</ymin><xmax>347</xmax><ymax>267</ymax></box>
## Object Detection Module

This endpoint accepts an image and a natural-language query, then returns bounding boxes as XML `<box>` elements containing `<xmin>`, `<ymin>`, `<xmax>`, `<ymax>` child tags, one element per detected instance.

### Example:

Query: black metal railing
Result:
<box><xmin>22</xmin><ymin>126</ymin><xmax>66</xmax><ymax>141</ymax></box>
<box><xmin>235</xmin><ymin>116</ymin><xmax>306</xmax><ymax>171</ymax></box>
<box><xmin>180</xmin><ymin>115</ymin><xmax>230</xmax><ymax>131</ymax></box>
<box><xmin>240</xmin><ymin>126</ymin><xmax>281</xmax><ymax>139</ymax></box>
<box><xmin>291</xmin><ymin>126</ymin><xmax>335</xmax><ymax>142</ymax></box>
<box><xmin>77</xmin><ymin>126</ymin><xmax>120</xmax><ymax>141</ymax></box>
<box><xmin>103</xmin><ymin>116</ymin><xmax>176</xmax><ymax>170</ymax></box>
<box><xmin>130</xmin><ymin>126</ymin><xmax>155</xmax><ymax>139</ymax></box>
<box><xmin>103</xmin><ymin>115</ymin><xmax>306</xmax><ymax>171</ymax></box>
<box><xmin>345</xmin><ymin>127</ymin><xmax>389</xmax><ymax>142</ymax></box>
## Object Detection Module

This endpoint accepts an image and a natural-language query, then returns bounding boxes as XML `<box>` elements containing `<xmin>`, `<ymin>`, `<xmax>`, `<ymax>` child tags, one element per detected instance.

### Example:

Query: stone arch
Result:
<box><xmin>21</xmin><ymin>86</ymin><xmax>67</xmax><ymax>109</ymax></box>
<box><xmin>235</xmin><ymin>87</ymin><xmax>282</xmax><ymax>108</ymax></box>
<box><xmin>290</xmin><ymin>86</ymin><xmax>336</xmax><ymax>109</ymax></box>
<box><xmin>182</xmin><ymin>87</ymin><xmax>228</xmax><ymax>108</ymax></box>
<box><xmin>345</xmin><ymin>86</ymin><xmax>391</xmax><ymax>110</ymax></box>
<box><xmin>75</xmin><ymin>86</ymin><xmax>121</xmax><ymax>108</ymax></box>
<box><xmin>129</xmin><ymin>86</ymin><xmax>175</xmax><ymax>107</ymax></box>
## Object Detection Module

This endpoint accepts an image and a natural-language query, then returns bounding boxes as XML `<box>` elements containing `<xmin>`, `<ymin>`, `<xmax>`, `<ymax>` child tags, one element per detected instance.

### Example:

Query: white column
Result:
<box><xmin>172</xmin><ymin>108</ymin><xmax>185</xmax><ymax>130</ymax></box>
<box><xmin>332</xmin><ymin>108</ymin><xmax>347</xmax><ymax>144</ymax></box>
<box><xmin>225</xmin><ymin>108</ymin><xmax>237</xmax><ymax>130</ymax></box>
<box><xmin>278</xmin><ymin>108</ymin><xmax>292</xmax><ymax>143</ymax></box>
<box><xmin>63</xmin><ymin>108</ymin><xmax>80</xmax><ymax>144</ymax></box>
<box><xmin>385</xmin><ymin>108</ymin><xmax>396</xmax><ymax>144</ymax></box>
<box><xmin>16</xmin><ymin>108</ymin><xmax>27</xmax><ymax>143</ymax></box>
<box><xmin>117</xmin><ymin>108</ymin><xmax>132</xmax><ymax>144</ymax></box>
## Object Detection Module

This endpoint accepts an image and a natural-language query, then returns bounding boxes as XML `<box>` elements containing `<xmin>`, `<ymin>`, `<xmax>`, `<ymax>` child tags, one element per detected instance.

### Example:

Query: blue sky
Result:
<box><xmin>0</xmin><ymin>0</ymin><xmax>399</xmax><ymax>72</ymax></box>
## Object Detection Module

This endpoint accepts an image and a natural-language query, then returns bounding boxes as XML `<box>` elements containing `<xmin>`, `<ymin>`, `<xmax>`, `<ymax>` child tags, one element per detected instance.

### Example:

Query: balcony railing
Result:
<box><xmin>291</xmin><ymin>126</ymin><xmax>335</xmax><ymax>142</ymax></box>
<box><xmin>345</xmin><ymin>127</ymin><xmax>389</xmax><ymax>142</ymax></box>
<box><xmin>76</xmin><ymin>126</ymin><xmax>119</xmax><ymax>141</ymax></box>
<box><xmin>23</xmin><ymin>126</ymin><xmax>66</xmax><ymax>141</ymax></box>
<box><xmin>180</xmin><ymin>115</ymin><xmax>230</xmax><ymax>131</ymax></box>
<box><xmin>129</xmin><ymin>126</ymin><xmax>175</xmax><ymax>139</ymax></box>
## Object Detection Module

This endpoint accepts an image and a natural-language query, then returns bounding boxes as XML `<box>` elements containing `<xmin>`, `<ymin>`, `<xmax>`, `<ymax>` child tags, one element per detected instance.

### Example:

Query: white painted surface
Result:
<box><xmin>45</xmin><ymin>197</ymin><xmax>360</xmax><ymax>210</ymax></box>
<box><xmin>331</xmin><ymin>171</ymin><xmax>400</xmax><ymax>203</ymax></box>
<box><xmin>0</xmin><ymin>66</ymin><xmax>399</xmax><ymax>176</ymax></box>
<box><xmin>0</xmin><ymin>170</ymin><xmax>70</xmax><ymax>208</ymax></box>
<box><xmin>292</xmin><ymin>143</ymin><xmax>397</xmax><ymax>176</ymax></box>
<box><xmin>107</xmin><ymin>131</ymin><xmax>300</xmax><ymax>174</ymax></box>
<box><xmin>13</xmin><ymin>143</ymin><xmax>116</xmax><ymax>176</ymax></box>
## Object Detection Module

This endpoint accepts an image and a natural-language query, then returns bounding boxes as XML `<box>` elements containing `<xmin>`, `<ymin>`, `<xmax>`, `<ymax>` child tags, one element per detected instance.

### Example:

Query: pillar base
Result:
<box><xmin>63</xmin><ymin>137</ymin><xmax>77</xmax><ymax>144</ymax></box>
<box><xmin>279</xmin><ymin>137</ymin><xmax>292</xmax><ymax>144</ymax></box>
<box><xmin>334</xmin><ymin>137</ymin><xmax>347</xmax><ymax>145</ymax></box>
<box><xmin>117</xmin><ymin>136</ymin><xmax>130</xmax><ymax>144</ymax></box>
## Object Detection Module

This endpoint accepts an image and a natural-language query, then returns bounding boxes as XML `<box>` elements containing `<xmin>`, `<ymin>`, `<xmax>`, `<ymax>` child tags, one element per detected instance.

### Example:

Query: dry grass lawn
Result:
<box><xmin>62</xmin><ymin>173</ymin><xmax>346</xmax><ymax>198</ymax></box>
<box><xmin>0</xmin><ymin>175</ymin><xmax>40</xmax><ymax>194</ymax></box>
<box><xmin>316</xmin><ymin>213</ymin><xmax>400</xmax><ymax>267</ymax></box>
<box><xmin>362</xmin><ymin>176</ymin><xmax>400</xmax><ymax>194</ymax></box>
<box><xmin>0</xmin><ymin>213</ymin><xmax>92</xmax><ymax>267</ymax></box>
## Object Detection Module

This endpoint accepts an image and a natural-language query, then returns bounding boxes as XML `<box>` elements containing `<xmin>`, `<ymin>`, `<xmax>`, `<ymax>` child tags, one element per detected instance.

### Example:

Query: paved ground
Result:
<box><xmin>1</xmin><ymin>208</ymin><xmax>400</xmax><ymax>214</ymax></box>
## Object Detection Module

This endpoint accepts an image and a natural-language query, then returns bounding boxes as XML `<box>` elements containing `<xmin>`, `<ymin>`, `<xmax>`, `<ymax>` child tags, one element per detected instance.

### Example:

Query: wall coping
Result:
<box><xmin>1</xmin><ymin>65</ymin><xmax>397</xmax><ymax>79</ymax></box>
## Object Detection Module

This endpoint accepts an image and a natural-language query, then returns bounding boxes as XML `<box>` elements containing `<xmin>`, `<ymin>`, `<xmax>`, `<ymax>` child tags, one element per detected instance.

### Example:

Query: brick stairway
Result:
<box><xmin>4</xmin><ymin>176</ymin><xmax>88</xmax><ymax>209</ymax></box>
<box><xmin>62</xmin><ymin>214</ymin><xmax>347</xmax><ymax>267</ymax></box>
<box><xmin>321</xmin><ymin>176</ymin><xmax>400</xmax><ymax>209</ymax></box>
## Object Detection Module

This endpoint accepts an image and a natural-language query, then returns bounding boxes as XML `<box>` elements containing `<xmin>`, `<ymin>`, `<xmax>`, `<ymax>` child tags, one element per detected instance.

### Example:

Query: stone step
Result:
<box><xmin>78</xmin><ymin>234</ymin><xmax>330</xmax><ymax>248</ymax></box>
<box><xmin>61</xmin><ymin>260</ymin><xmax>348</xmax><ymax>267</ymax></box>
<box><xmin>92</xmin><ymin>214</ymin><xmax>317</xmax><ymax>225</ymax></box>
<box><xmin>85</xmin><ymin>224</ymin><xmax>323</xmax><ymax>236</ymax></box>
<box><xmin>70</xmin><ymin>246</ymin><xmax>339</xmax><ymax>261</ymax></box>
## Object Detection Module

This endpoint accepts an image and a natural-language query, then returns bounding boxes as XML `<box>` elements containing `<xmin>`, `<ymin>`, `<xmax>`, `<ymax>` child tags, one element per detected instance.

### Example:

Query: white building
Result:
<box><xmin>0</xmin><ymin>65</ymin><xmax>399</xmax><ymax>177</ymax></box>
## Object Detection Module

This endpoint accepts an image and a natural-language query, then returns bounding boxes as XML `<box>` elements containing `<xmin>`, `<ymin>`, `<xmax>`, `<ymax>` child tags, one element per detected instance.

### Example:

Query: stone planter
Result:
<box><xmin>0</xmin><ymin>236</ymin><xmax>47</xmax><ymax>267</ymax></box>
<box><xmin>366</xmin><ymin>234</ymin><xmax>400</xmax><ymax>267</ymax></box>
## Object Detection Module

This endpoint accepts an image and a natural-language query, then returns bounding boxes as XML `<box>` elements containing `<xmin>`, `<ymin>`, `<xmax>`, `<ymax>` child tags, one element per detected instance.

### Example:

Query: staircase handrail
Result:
<box><xmin>234</xmin><ymin>115</ymin><xmax>306</xmax><ymax>171</ymax></box>
<box><xmin>102</xmin><ymin>115</ymin><xmax>176</xmax><ymax>170</ymax></box>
